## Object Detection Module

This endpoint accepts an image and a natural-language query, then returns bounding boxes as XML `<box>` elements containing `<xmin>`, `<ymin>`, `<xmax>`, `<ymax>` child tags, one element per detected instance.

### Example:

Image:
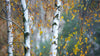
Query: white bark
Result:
<box><xmin>21</xmin><ymin>0</ymin><xmax>30</xmax><ymax>56</ymax></box>
<box><xmin>50</xmin><ymin>0</ymin><xmax>61</xmax><ymax>56</ymax></box>
<box><xmin>6</xmin><ymin>0</ymin><xmax>13</xmax><ymax>56</ymax></box>
<box><xmin>29</xmin><ymin>15</ymin><xmax>33</xmax><ymax>31</ymax></box>
<box><xmin>36</xmin><ymin>30</ymin><xmax>41</xmax><ymax>49</ymax></box>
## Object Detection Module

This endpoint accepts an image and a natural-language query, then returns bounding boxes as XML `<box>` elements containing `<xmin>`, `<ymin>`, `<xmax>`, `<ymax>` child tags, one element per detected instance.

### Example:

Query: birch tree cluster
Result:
<box><xmin>0</xmin><ymin>0</ymin><xmax>100</xmax><ymax>56</ymax></box>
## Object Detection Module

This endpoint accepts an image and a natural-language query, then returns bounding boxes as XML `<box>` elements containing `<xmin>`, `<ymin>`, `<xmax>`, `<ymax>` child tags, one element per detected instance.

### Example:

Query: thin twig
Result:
<box><xmin>0</xmin><ymin>15</ymin><xmax>24</xmax><ymax>32</ymax></box>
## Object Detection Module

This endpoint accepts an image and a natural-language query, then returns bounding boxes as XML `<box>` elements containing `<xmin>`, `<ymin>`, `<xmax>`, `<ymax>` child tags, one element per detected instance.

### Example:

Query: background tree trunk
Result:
<box><xmin>6</xmin><ymin>0</ymin><xmax>13</xmax><ymax>56</ymax></box>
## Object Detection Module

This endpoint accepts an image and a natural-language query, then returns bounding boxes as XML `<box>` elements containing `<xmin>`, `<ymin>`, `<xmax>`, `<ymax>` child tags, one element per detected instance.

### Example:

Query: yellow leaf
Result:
<box><xmin>37</xmin><ymin>13</ymin><xmax>39</xmax><ymax>15</ymax></box>
<box><xmin>13</xmin><ymin>8</ymin><xmax>15</xmax><ymax>11</ymax></box>
<box><xmin>54</xmin><ymin>52</ymin><xmax>56</xmax><ymax>55</ymax></box>
<box><xmin>9</xmin><ymin>24</ymin><xmax>12</xmax><ymax>29</ymax></box>
<box><xmin>38</xmin><ymin>24</ymin><xmax>41</xmax><ymax>27</ymax></box>
<box><xmin>95</xmin><ymin>20</ymin><xmax>98</xmax><ymax>22</ymax></box>
<box><xmin>65</xmin><ymin>38</ymin><xmax>67</xmax><ymax>41</ymax></box>
<box><xmin>66</xmin><ymin>9</ymin><xmax>68</xmax><ymax>14</ymax></box>
<box><xmin>21</xmin><ymin>32</ymin><xmax>24</xmax><ymax>35</ymax></box>
<box><xmin>23</xmin><ymin>53</ymin><xmax>24</xmax><ymax>55</ymax></box>
<box><xmin>43</xmin><ymin>46</ymin><xmax>45</xmax><ymax>48</ymax></box>
<box><xmin>39</xmin><ymin>52</ymin><xmax>42</xmax><ymax>56</ymax></box>
<box><xmin>74</xmin><ymin>44</ymin><xmax>78</xmax><ymax>48</ymax></box>
<box><xmin>58</xmin><ymin>46</ymin><xmax>60</xmax><ymax>49</ymax></box>
<box><xmin>15</xmin><ymin>0</ymin><xmax>17</xmax><ymax>4</ymax></box>
<box><xmin>40</xmin><ymin>31</ymin><xmax>43</xmax><ymax>35</ymax></box>
<box><xmin>71</xmin><ymin>15</ymin><xmax>75</xmax><ymax>20</ymax></box>
<box><xmin>68</xmin><ymin>37</ymin><xmax>71</xmax><ymax>41</ymax></box>
<box><xmin>80</xmin><ymin>54</ymin><xmax>85</xmax><ymax>56</ymax></box>
<box><xmin>63</xmin><ymin>46</ymin><xmax>66</xmax><ymax>49</ymax></box>
<box><xmin>65</xmin><ymin>43</ymin><xmax>67</xmax><ymax>46</ymax></box>
<box><xmin>94</xmin><ymin>37</ymin><xmax>96</xmax><ymax>40</ymax></box>
<box><xmin>79</xmin><ymin>37</ymin><xmax>82</xmax><ymax>42</ymax></box>
<box><xmin>50</xmin><ymin>39</ymin><xmax>52</xmax><ymax>41</ymax></box>
<box><xmin>22</xmin><ymin>26</ymin><xmax>24</xmax><ymax>29</ymax></box>
<box><xmin>87</xmin><ymin>24</ymin><xmax>90</xmax><ymax>26</ymax></box>
<box><xmin>91</xmin><ymin>23</ymin><xmax>94</xmax><ymax>26</ymax></box>
<box><xmin>84</xmin><ymin>22</ymin><xmax>86</xmax><ymax>24</ymax></box>
<box><xmin>60</xmin><ymin>19</ymin><xmax>62</xmax><ymax>21</ymax></box>
<box><xmin>49</xmin><ymin>52</ymin><xmax>52</xmax><ymax>54</ymax></box>
<box><xmin>85</xmin><ymin>51</ymin><xmax>87</xmax><ymax>54</ymax></box>
<box><xmin>35</xmin><ymin>4</ymin><xmax>37</xmax><ymax>8</ymax></box>
<box><xmin>80</xmin><ymin>42</ymin><xmax>83</xmax><ymax>45</ymax></box>
<box><xmin>36</xmin><ymin>46</ymin><xmax>38</xmax><ymax>49</ymax></box>
<box><xmin>47</xmin><ymin>24</ymin><xmax>50</xmax><ymax>27</ymax></box>
<box><xmin>53</xmin><ymin>36</ymin><xmax>56</xmax><ymax>38</ymax></box>
<box><xmin>85</xmin><ymin>37</ymin><xmax>88</xmax><ymax>43</ymax></box>
<box><xmin>31</xmin><ymin>29</ymin><xmax>34</xmax><ymax>34</ymax></box>
<box><xmin>11</xmin><ymin>3</ymin><xmax>13</xmax><ymax>6</ymax></box>
<box><xmin>80</xmin><ymin>50</ymin><xmax>83</xmax><ymax>53</ymax></box>
<box><xmin>80</xmin><ymin>17</ymin><xmax>83</xmax><ymax>20</ymax></box>
<box><xmin>74</xmin><ymin>27</ymin><xmax>77</xmax><ymax>30</ymax></box>
<box><xmin>66</xmin><ymin>52</ymin><xmax>68</xmax><ymax>55</ymax></box>
<box><xmin>73</xmin><ymin>32</ymin><xmax>75</xmax><ymax>34</ymax></box>
<box><xmin>81</xmin><ymin>5</ymin><xmax>84</xmax><ymax>8</ymax></box>
<box><xmin>76</xmin><ymin>37</ymin><xmax>78</xmax><ymax>39</ymax></box>
<box><xmin>73</xmin><ymin>10</ymin><xmax>77</xmax><ymax>13</ymax></box>
<box><xmin>60</xmin><ymin>44</ymin><xmax>62</xmax><ymax>46</ymax></box>
<box><xmin>67</xmin><ymin>19</ymin><xmax>69</xmax><ymax>22</ymax></box>
<box><xmin>84</xmin><ymin>7</ymin><xmax>86</xmax><ymax>10</ymax></box>
<box><xmin>48</xmin><ymin>20</ymin><xmax>50</xmax><ymax>22</ymax></box>
<box><xmin>74</xmin><ymin>52</ymin><xmax>77</xmax><ymax>55</ymax></box>
<box><xmin>94</xmin><ymin>13</ymin><xmax>97</xmax><ymax>17</ymax></box>
<box><xmin>31</xmin><ymin>40</ymin><xmax>33</xmax><ymax>42</ymax></box>
<box><xmin>86</xmin><ymin>46</ymin><xmax>89</xmax><ymax>50</ymax></box>
<box><xmin>40</xmin><ymin>19</ymin><xmax>42</xmax><ymax>23</ymax></box>
<box><xmin>61</xmin><ymin>16</ymin><xmax>64</xmax><ymax>19</ymax></box>
<box><xmin>70</xmin><ymin>53</ymin><xmax>73</xmax><ymax>56</ymax></box>
<box><xmin>99</xmin><ymin>14</ymin><xmax>100</xmax><ymax>18</ymax></box>
<box><xmin>61</xmin><ymin>35</ymin><xmax>63</xmax><ymax>40</ymax></box>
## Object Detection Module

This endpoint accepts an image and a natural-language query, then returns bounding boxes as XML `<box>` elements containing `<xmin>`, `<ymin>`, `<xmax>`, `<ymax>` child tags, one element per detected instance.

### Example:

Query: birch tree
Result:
<box><xmin>50</xmin><ymin>0</ymin><xmax>61</xmax><ymax>56</ymax></box>
<box><xmin>6</xmin><ymin>0</ymin><xmax>13</xmax><ymax>56</ymax></box>
<box><xmin>21</xmin><ymin>0</ymin><xmax>30</xmax><ymax>56</ymax></box>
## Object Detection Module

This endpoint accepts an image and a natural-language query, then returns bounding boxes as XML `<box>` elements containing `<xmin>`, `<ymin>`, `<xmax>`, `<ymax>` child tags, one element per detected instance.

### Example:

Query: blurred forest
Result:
<box><xmin>0</xmin><ymin>0</ymin><xmax>100</xmax><ymax>56</ymax></box>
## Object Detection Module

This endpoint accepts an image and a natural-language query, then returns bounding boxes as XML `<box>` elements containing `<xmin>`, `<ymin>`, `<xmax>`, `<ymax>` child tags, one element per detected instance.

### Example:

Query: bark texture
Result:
<box><xmin>50</xmin><ymin>0</ymin><xmax>61</xmax><ymax>56</ymax></box>
<box><xmin>21</xmin><ymin>0</ymin><xmax>30</xmax><ymax>56</ymax></box>
<box><xmin>6</xmin><ymin>0</ymin><xmax>13</xmax><ymax>56</ymax></box>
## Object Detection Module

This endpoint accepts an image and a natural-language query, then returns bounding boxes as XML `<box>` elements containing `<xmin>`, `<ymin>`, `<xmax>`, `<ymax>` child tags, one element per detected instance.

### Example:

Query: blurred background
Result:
<box><xmin>0</xmin><ymin>0</ymin><xmax>100</xmax><ymax>56</ymax></box>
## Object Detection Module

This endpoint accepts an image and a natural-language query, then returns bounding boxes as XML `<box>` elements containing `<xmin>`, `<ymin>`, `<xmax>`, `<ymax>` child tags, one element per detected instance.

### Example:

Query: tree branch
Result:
<box><xmin>0</xmin><ymin>15</ymin><xmax>24</xmax><ymax>32</ymax></box>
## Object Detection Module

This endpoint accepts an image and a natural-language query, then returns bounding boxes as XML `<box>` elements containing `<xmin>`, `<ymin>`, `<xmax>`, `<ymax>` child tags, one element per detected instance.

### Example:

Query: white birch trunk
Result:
<box><xmin>6</xmin><ymin>0</ymin><xmax>13</xmax><ymax>56</ymax></box>
<box><xmin>21</xmin><ymin>0</ymin><xmax>30</xmax><ymax>56</ymax></box>
<box><xmin>50</xmin><ymin>0</ymin><xmax>61</xmax><ymax>56</ymax></box>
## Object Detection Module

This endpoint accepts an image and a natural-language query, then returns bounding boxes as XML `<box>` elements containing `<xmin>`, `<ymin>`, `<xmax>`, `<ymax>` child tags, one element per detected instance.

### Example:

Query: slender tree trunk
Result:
<box><xmin>36</xmin><ymin>30</ymin><xmax>40</xmax><ymax>49</ymax></box>
<box><xmin>6</xmin><ymin>0</ymin><xmax>13</xmax><ymax>56</ymax></box>
<box><xmin>21</xmin><ymin>0</ymin><xmax>30</xmax><ymax>56</ymax></box>
<box><xmin>50</xmin><ymin>0</ymin><xmax>61</xmax><ymax>56</ymax></box>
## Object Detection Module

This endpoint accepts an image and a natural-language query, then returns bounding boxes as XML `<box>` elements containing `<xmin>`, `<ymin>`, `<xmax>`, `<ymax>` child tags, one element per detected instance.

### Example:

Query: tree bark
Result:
<box><xmin>21</xmin><ymin>0</ymin><xmax>30</xmax><ymax>56</ymax></box>
<box><xmin>6</xmin><ymin>0</ymin><xmax>13</xmax><ymax>56</ymax></box>
<box><xmin>50</xmin><ymin>0</ymin><xmax>61</xmax><ymax>56</ymax></box>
